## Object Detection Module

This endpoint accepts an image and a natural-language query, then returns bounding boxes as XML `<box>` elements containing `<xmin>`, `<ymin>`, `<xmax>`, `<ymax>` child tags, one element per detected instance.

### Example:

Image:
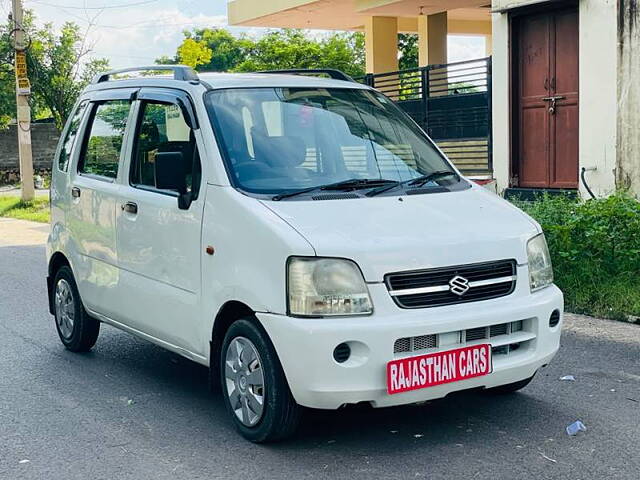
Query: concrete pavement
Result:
<box><xmin>0</xmin><ymin>218</ymin><xmax>49</xmax><ymax>247</ymax></box>
<box><xmin>0</xmin><ymin>188</ymin><xmax>49</xmax><ymax>198</ymax></box>
<box><xmin>0</xmin><ymin>220</ymin><xmax>638</xmax><ymax>479</ymax></box>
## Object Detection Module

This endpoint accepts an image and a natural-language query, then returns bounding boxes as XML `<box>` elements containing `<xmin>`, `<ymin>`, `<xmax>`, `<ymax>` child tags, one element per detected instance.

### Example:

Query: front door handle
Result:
<box><xmin>71</xmin><ymin>187</ymin><xmax>81</xmax><ymax>198</ymax></box>
<box><xmin>122</xmin><ymin>202</ymin><xmax>138</xmax><ymax>215</ymax></box>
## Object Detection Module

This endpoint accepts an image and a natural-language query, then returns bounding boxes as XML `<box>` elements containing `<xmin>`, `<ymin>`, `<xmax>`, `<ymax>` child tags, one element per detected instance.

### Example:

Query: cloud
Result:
<box><xmin>27</xmin><ymin>1</ymin><xmax>227</xmax><ymax>68</ymax></box>
<box><xmin>89</xmin><ymin>9</ymin><xmax>228</xmax><ymax>66</ymax></box>
<box><xmin>27</xmin><ymin>1</ymin><xmax>486</xmax><ymax>69</ymax></box>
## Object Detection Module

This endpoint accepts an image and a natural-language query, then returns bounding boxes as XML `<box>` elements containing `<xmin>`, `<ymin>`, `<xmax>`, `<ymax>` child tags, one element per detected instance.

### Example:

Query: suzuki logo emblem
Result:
<box><xmin>449</xmin><ymin>275</ymin><xmax>470</xmax><ymax>296</ymax></box>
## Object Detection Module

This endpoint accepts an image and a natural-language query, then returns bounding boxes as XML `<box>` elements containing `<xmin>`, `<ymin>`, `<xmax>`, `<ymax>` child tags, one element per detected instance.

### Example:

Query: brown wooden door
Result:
<box><xmin>515</xmin><ymin>8</ymin><xmax>579</xmax><ymax>189</ymax></box>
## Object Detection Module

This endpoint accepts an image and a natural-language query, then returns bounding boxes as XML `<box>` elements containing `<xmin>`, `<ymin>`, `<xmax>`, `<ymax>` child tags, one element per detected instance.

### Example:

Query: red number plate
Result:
<box><xmin>387</xmin><ymin>344</ymin><xmax>492</xmax><ymax>395</ymax></box>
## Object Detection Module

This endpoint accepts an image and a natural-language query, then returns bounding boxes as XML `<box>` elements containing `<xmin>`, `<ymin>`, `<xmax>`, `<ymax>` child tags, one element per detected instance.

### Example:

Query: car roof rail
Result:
<box><xmin>91</xmin><ymin>65</ymin><xmax>200</xmax><ymax>84</ymax></box>
<box><xmin>257</xmin><ymin>68</ymin><xmax>356</xmax><ymax>83</ymax></box>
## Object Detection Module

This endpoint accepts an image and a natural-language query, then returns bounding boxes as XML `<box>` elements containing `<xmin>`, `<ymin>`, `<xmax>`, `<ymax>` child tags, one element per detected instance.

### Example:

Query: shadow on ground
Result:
<box><xmin>40</xmin><ymin>326</ymin><xmax>570</xmax><ymax>452</ymax></box>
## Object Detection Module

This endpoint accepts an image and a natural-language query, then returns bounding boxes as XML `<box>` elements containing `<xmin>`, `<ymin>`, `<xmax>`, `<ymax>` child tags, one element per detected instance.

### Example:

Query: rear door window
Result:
<box><xmin>79</xmin><ymin>100</ymin><xmax>132</xmax><ymax>179</ymax></box>
<box><xmin>58</xmin><ymin>100</ymin><xmax>88</xmax><ymax>172</ymax></box>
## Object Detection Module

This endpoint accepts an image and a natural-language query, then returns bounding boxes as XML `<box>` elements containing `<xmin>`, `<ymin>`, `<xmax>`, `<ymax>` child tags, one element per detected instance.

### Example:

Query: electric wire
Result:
<box><xmin>27</xmin><ymin>0</ymin><xmax>160</xmax><ymax>10</ymax></box>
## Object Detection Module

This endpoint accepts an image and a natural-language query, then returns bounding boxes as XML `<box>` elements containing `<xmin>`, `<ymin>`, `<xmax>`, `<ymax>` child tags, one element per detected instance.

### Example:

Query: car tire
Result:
<box><xmin>486</xmin><ymin>374</ymin><xmax>535</xmax><ymax>394</ymax></box>
<box><xmin>52</xmin><ymin>266</ymin><xmax>100</xmax><ymax>352</ymax></box>
<box><xmin>220</xmin><ymin>318</ymin><xmax>301</xmax><ymax>443</ymax></box>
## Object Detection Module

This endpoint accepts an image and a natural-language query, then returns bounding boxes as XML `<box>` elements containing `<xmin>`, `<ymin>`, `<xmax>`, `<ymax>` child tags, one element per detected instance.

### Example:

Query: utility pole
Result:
<box><xmin>11</xmin><ymin>0</ymin><xmax>35</xmax><ymax>201</ymax></box>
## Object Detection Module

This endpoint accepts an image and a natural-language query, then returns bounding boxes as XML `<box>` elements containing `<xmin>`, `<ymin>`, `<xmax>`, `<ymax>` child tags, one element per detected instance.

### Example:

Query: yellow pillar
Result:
<box><xmin>418</xmin><ymin>12</ymin><xmax>448</xmax><ymax>67</ymax></box>
<box><xmin>364</xmin><ymin>16</ymin><xmax>398</xmax><ymax>73</ymax></box>
<box><xmin>485</xmin><ymin>34</ymin><xmax>493</xmax><ymax>56</ymax></box>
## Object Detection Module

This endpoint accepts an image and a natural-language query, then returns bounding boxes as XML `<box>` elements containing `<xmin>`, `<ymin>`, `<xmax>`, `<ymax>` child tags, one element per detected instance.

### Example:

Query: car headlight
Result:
<box><xmin>527</xmin><ymin>233</ymin><xmax>554</xmax><ymax>291</ymax></box>
<box><xmin>287</xmin><ymin>257</ymin><xmax>373</xmax><ymax>317</ymax></box>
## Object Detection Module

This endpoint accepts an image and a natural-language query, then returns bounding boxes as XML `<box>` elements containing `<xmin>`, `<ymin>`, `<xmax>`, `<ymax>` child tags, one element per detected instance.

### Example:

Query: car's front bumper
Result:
<box><xmin>257</xmin><ymin>283</ymin><xmax>563</xmax><ymax>409</ymax></box>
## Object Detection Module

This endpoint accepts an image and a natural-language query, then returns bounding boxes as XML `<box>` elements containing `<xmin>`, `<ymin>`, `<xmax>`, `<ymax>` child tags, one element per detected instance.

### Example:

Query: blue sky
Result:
<box><xmin>4</xmin><ymin>0</ymin><xmax>484</xmax><ymax>69</ymax></box>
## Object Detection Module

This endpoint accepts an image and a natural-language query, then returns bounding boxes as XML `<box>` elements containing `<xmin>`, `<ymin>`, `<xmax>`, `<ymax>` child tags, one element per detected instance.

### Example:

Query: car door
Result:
<box><xmin>67</xmin><ymin>89</ymin><xmax>136</xmax><ymax>318</ymax></box>
<box><xmin>115</xmin><ymin>89</ymin><xmax>205</xmax><ymax>353</ymax></box>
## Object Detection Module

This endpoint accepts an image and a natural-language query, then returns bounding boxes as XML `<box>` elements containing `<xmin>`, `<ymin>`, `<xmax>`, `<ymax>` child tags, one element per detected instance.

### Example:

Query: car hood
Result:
<box><xmin>261</xmin><ymin>186</ymin><xmax>540</xmax><ymax>282</ymax></box>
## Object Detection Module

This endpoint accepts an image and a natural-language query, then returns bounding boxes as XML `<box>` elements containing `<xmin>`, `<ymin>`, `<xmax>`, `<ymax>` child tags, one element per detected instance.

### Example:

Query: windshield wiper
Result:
<box><xmin>321</xmin><ymin>178</ymin><xmax>396</xmax><ymax>191</ymax></box>
<box><xmin>366</xmin><ymin>170</ymin><xmax>460</xmax><ymax>197</ymax></box>
<box><xmin>272</xmin><ymin>178</ymin><xmax>396</xmax><ymax>201</ymax></box>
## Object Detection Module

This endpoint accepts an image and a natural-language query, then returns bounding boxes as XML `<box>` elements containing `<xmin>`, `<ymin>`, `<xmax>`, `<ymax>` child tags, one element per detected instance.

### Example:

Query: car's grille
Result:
<box><xmin>490</xmin><ymin>323</ymin><xmax>508</xmax><ymax>336</ymax></box>
<box><xmin>394</xmin><ymin>320</ymin><xmax>526</xmax><ymax>355</ymax></box>
<box><xmin>394</xmin><ymin>334</ymin><xmax>437</xmax><ymax>353</ymax></box>
<box><xmin>385</xmin><ymin>259</ymin><xmax>517</xmax><ymax>309</ymax></box>
<box><xmin>466</xmin><ymin>326</ymin><xmax>488</xmax><ymax>342</ymax></box>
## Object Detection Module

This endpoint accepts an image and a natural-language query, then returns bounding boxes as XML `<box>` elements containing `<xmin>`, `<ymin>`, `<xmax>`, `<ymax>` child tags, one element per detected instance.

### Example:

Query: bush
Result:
<box><xmin>512</xmin><ymin>192</ymin><xmax>640</xmax><ymax>320</ymax></box>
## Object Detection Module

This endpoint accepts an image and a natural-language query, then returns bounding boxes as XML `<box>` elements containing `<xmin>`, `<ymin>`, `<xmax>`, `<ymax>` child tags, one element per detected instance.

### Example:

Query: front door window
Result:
<box><xmin>130</xmin><ymin>101</ymin><xmax>201</xmax><ymax>198</ymax></box>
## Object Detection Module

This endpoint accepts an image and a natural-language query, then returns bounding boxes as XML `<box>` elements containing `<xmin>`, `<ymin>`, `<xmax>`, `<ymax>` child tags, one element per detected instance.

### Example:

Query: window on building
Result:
<box><xmin>79</xmin><ymin>100</ymin><xmax>131</xmax><ymax>179</ymax></box>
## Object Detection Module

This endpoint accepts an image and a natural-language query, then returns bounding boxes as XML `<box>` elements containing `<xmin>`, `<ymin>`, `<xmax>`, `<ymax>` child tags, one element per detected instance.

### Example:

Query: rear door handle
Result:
<box><xmin>122</xmin><ymin>202</ymin><xmax>138</xmax><ymax>214</ymax></box>
<box><xmin>71</xmin><ymin>187</ymin><xmax>81</xmax><ymax>198</ymax></box>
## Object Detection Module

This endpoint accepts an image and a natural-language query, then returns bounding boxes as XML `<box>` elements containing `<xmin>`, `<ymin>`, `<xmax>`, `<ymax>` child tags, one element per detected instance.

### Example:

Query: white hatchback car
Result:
<box><xmin>47</xmin><ymin>66</ymin><xmax>563</xmax><ymax>442</ymax></box>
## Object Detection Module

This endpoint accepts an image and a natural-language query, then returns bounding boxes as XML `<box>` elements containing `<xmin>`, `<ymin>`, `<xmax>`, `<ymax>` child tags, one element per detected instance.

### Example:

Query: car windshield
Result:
<box><xmin>205</xmin><ymin>87</ymin><xmax>463</xmax><ymax>197</ymax></box>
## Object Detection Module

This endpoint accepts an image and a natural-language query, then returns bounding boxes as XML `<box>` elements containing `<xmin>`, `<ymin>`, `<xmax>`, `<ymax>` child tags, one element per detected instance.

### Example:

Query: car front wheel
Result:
<box><xmin>220</xmin><ymin>318</ymin><xmax>301</xmax><ymax>443</ymax></box>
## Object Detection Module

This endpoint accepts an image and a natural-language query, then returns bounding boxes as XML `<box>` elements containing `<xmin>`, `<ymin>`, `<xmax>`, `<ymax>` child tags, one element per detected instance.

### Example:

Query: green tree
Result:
<box><xmin>154</xmin><ymin>54</ymin><xmax>177</xmax><ymax>65</ymax></box>
<box><xmin>0</xmin><ymin>12</ymin><xmax>39</xmax><ymax>128</ymax></box>
<box><xmin>176</xmin><ymin>37</ymin><xmax>212</xmax><ymax>68</ymax></box>
<box><xmin>157</xmin><ymin>28</ymin><xmax>251</xmax><ymax>72</ymax></box>
<box><xmin>398</xmin><ymin>33</ymin><xmax>418</xmax><ymax>70</ymax></box>
<box><xmin>28</xmin><ymin>22</ymin><xmax>109</xmax><ymax>129</ymax></box>
<box><xmin>190</xmin><ymin>28</ymin><xmax>251</xmax><ymax>71</ymax></box>
<box><xmin>160</xmin><ymin>28</ymin><xmax>366</xmax><ymax>78</ymax></box>
<box><xmin>160</xmin><ymin>27</ymin><xmax>428</xmax><ymax>78</ymax></box>
<box><xmin>233</xmin><ymin>29</ymin><xmax>365</xmax><ymax>77</ymax></box>
<box><xmin>0</xmin><ymin>62</ymin><xmax>15</xmax><ymax>128</ymax></box>
<box><xmin>316</xmin><ymin>32</ymin><xmax>365</xmax><ymax>76</ymax></box>
<box><xmin>0</xmin><ymin>13</ymin><xmax>108</xmax><ymax>129</ymax></box>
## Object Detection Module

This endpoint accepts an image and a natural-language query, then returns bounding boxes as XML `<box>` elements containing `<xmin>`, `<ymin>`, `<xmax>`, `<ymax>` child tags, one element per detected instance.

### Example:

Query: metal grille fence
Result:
<box><xmin>357</xmin><ymin>57</ymin><xmax>493</xmax><ymax>177</ymax></box>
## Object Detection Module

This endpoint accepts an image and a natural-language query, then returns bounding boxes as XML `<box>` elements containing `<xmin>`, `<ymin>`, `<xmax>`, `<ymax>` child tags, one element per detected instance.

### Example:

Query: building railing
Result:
<box><xmin>357</xmin><ymin>57</ymin><xmax>493</xmax><ymax>178</ymax></box>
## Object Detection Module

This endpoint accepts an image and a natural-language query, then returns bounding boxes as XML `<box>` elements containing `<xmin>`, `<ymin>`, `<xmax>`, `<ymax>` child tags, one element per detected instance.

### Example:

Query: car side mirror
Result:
<box><xmin>177</xmin><ymin>192</ymin><xmax>192</xmax><ymax>210</ymax></box>
<box><xmin>154</xmin><ymin>152</ymin><xmax>192</xmax><ymax>210</ymax></box>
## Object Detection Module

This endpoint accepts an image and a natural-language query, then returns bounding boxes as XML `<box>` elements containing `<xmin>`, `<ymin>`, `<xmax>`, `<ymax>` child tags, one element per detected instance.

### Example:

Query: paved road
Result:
<box><xmin>0</xmin><ymin>187</ymin><xmax>49</xmax><ymax>197</ymax></box>
<box><xmin>1</xmin><ymin>219</ymin><xmax>639</xmax><ymax>480</ymax></box>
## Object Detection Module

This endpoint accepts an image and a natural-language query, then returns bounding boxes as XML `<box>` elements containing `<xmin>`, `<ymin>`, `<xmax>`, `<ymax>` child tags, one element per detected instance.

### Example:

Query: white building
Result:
<box><xmin>492</xmin><ymin>0</ymin><xmax>639</xmax><ymax>198</ymax></box>
<box><xmin>228</xmin><ymin>0</ymin><xmax>640</xmax><ymax>197</ymax></box>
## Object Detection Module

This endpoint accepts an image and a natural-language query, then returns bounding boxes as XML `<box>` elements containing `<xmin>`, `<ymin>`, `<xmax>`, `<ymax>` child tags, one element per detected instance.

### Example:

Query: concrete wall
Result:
<box><xmin>490</xmin><ymin>6</ymin><xmax>511</xmax><ymax>194</ymax></box>
<box><xmin>491</xmin><ymin>0</ymin><xmax>620</xmax><ymax>197</ymax></box>
<box><xmin>0</xmin><ymin>123</ymin><xmax>59</xmax><ymax>184</ymax></box>
<box><xmin>579</xmin><ymin>0</ymin><xmax>618</xmax><ymax>197</ymax></box>
<box><xmin>617</xmin><ymin>0</ymin><xmax>640</xmax><ymax>195</ymax></box>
